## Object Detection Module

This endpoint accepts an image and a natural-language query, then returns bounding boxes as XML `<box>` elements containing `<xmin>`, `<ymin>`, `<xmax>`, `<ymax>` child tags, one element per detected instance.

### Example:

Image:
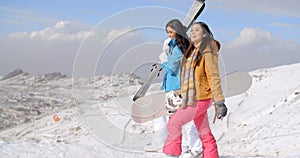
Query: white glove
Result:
<box><xmin>159</xmin><ymin>51</ymin><xmax>168</xmax><ymax>64</ymax></box>
<box><xmin>159</xmin><ymin>38</ymin><xmax>171</xmax><ymax>64</ymax></box>
<box><xmin>163</xmin><ymin>38</ymin><xmax>171</xmax><ymax>55</ymax></box>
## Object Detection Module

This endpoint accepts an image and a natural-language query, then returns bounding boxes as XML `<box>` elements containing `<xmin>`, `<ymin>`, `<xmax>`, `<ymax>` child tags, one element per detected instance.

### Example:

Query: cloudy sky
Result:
<box><xmin>1</xmin><ymin>0</ymin><xmax>300</xmax><ymax>78</ymax></box>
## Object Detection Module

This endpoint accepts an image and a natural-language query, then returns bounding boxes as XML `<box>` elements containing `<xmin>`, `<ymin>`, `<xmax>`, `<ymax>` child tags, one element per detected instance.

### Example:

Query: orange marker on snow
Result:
<box><xmin>53</xmin><ymin>114</ymin><xmax>60</xmax><ymax>122</ymax></box>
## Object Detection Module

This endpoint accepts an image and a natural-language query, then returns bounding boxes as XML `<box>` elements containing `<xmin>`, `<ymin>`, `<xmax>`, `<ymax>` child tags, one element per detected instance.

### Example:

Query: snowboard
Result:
<box><xmin>132</xmin><ymin>0</ymin><xmax>206</xmax><ymax>101</ymax></box>
<box><xmin>131</xmin><ymin>71</ymin><xmax>252</xmax><ymax>123</ymax></box>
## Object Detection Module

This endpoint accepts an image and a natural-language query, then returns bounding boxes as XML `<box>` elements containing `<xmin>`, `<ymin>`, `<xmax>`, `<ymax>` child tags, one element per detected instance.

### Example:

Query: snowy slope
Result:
<box><xmin>212</xmin><ymin>63</ymin><xmax>300</xmax><ymax>157</ymax></box>
<box><xmin>0</xmin><ymin>63</ymin><xmax>300</xmax><ymax>157</ymax></box>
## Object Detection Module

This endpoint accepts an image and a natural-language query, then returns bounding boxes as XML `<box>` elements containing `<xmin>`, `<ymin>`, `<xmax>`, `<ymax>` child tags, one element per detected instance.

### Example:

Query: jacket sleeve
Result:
<box><xmin>161</xmin><ymin>46</ymin><xmax>182</xmax><ymax>75</ymax></box>
<box><xmin>203</xmin><ymin>50</ymin><xmax>225</xmax><ymax>103</ymax></box>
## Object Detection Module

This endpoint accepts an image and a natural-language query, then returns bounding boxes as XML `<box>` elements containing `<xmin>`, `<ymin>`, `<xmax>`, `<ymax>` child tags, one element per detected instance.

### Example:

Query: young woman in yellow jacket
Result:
<box><xmin>163</xmin><ymin>22</ymin><xmax>228</xmax><ymax>158</ymax></box>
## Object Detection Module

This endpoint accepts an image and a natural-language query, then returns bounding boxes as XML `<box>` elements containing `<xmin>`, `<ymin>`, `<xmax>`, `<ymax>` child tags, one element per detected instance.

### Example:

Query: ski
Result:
<box><xmin>183</xmin><ymin>0</ymin><xmax>206</xmax><ymax>31</ymax></box>
<box><xmin>133</xmin><ymin>64</ymin><xmax>162</xmax><ymax>101</ymax></box>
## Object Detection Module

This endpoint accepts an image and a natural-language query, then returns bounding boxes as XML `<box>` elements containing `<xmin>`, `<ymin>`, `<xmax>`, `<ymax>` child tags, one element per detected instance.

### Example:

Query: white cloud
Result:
<box><xmin>8</xmin><ymin>21</ymin><xmax>140</xmax><ymax>43</ymax></box>
<box><xmin>227</xmin><ymin>27</ymin><xmax>272</xmax><ymax>49</ymax></box>
<box><xmin>221</xmin><ymin>27</ymin><xmax>300</xmax><ymax>72</ymax></box>
<box><xmin>0</xmin><ymin>22</ymin><xmax>144</xmax><ymax>76</ymax></box>
<box><xmin>102</xmin><ymin>26</ymin><xmax>139</xmax><ymax>43</ymax></box>
<box><xmin>9</xmin><ymin>21</ymin><xmax>95</xmax><ymax>41</ymax></box>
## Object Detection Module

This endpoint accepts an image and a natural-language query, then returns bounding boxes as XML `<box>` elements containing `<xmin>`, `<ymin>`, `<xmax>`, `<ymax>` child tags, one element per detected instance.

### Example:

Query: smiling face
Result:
<box><xmin>166</xmin><ymin>26</ymin><xmax>176</xmax><ymax>39</ymax></box>
<box><xmin>190</xmin><ymin>23</ymin><xmax>205</xmax><ymax>45</ymax></box>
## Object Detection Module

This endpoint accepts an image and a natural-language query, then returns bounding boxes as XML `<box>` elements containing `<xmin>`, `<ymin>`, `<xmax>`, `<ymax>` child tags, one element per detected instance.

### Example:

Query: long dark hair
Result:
<box><xmin>166</xmin><ymin>19</ymin><xmax>190</xmax><ymax>53</ymax></box>
<box><xmin>183</xmin><ymin>22</ymin><xmax>221</xmax><ymax>66</ymax></box>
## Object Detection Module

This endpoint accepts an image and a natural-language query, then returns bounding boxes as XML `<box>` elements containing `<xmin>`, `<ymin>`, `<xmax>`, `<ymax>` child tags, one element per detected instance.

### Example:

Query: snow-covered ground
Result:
<box><xmin>0</xmin><ymin>63</ymin><xmax>300</xmax><ymax>158</ymax></box>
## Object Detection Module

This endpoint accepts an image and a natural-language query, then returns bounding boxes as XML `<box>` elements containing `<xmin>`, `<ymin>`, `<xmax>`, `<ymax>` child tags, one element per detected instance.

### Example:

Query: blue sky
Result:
<box><xmin>1</xmin><ymin>0</ymin><xmax>300</xmax><ymax>77</ymax></box>
<box><xmin>1</xmin><ymin>0</ymin><xmax>299</xmax><ymax>39</ymax></box>
<box><xmin>0</xmin><ymin>0</ymin><xmax>192</xmax><ymax>35</ymax></box>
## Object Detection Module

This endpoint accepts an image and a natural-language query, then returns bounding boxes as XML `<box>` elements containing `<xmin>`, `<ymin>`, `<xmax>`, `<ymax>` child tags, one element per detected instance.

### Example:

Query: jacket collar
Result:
<box><xmin>168</xmin><ymin>38</ymin><xmax>176</xmax><ymax>47</ymax></box>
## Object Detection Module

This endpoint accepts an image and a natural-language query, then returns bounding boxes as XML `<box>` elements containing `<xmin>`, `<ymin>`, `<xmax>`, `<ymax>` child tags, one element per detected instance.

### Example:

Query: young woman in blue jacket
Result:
<box><xmin>145</xmin><ymin>19</ymin><xmax>202</xmax><ymax>157</ymax></box>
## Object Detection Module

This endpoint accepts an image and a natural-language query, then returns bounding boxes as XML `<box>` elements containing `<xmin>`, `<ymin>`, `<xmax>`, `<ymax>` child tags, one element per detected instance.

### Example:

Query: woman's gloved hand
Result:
<box><xmin>216</xmin><ymin>100</ymin><xmax>227</xmax><ymax>119</ymax></box>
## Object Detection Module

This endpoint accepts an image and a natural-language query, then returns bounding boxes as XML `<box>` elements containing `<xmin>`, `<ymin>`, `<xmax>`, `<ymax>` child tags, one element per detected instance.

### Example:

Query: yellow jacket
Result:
<box><xmin>194</xmin><ymin>43</ymin><xmax>224</xmax><ymax>103</ymax></box>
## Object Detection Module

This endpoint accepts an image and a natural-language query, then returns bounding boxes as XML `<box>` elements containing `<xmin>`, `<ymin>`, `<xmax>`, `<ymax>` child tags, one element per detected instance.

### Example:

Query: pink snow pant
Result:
<box><xmin>163</xmin><ymin>99</ymin><xmax>219</xmax><ymax>158</ymax></box>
